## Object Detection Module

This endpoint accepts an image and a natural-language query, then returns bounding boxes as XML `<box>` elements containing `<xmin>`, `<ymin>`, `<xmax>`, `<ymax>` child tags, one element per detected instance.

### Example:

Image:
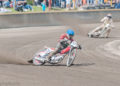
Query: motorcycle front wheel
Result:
<box><xmin>66</xmin><ymin>49</ymin><xmax>77</xmax><ymax>67</ymax></box>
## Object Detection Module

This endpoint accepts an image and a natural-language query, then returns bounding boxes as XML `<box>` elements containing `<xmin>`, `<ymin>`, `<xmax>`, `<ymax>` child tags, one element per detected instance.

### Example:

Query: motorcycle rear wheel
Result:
<box><xmin>33</xmin><ymin>58</ymin><xmax>45</xmax><ymax>66</ymax></box>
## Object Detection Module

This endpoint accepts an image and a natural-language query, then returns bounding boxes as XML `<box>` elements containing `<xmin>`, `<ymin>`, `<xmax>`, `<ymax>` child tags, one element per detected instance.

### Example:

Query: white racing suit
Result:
<box><xmin>88</xmin><ymin>16</ymin><xmax>114</xmax><ymax>38</ymax></box>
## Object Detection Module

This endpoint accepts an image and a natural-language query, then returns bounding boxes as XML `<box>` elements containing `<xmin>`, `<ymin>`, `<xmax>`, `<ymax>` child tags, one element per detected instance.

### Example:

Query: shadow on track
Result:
<box><xmin>72</xmin><ymin>63</ymin><xmax>95</xmax><ymax>67</ymax></box>
<box><xmin>108</xmin><ymin>36</ymin><xmax>120</xmax><ymax>38</ymax></box>
<box><xmin>5</xmin><ymin>60</ymin><xmax>95</xmax><ymax>66</ymax></box>
<box><xmin>33</xmin><ymin>63</ymin><xmax>95</xmax><ymax>67</ymax></box>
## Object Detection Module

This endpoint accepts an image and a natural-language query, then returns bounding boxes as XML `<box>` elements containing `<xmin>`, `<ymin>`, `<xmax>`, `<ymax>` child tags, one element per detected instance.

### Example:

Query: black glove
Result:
<box><xmin>78</xmin><ymin>45</ymin><xmax>82</xmax><ymax>50</ymax></box>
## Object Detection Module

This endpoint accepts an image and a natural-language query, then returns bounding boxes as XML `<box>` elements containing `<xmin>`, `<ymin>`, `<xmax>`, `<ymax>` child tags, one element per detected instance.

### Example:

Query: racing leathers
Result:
<box><xmin>46</xmin><ymin>33</ymin><xmax>74</xmax><ymax>61</ymax></box>
<box><xmin>88</xmin><ymin>15</ymin><xmax>114</xmax><ymax>38</ymax></box>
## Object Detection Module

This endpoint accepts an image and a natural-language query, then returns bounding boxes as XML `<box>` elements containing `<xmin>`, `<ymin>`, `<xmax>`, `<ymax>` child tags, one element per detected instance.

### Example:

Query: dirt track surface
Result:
<box><xmin>0</xmin><ymin>23</ymin><xmax>120</xmax><ymax>86</ymax></box>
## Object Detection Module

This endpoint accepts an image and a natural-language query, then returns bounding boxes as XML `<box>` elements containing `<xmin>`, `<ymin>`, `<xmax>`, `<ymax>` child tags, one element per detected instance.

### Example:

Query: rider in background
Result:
<box><xmin>100</xmin><ymin>13</ymin><xmax>114</xmax><ymax>37</ymax></box>
<box><xmin>46</xmin><ymin>29</ymin><xmax>75</xmax><ymax>61</ymax></box>
<box><xmin>88</xmin><ymin>13</ymin><xmax>114</xmax><ymax>38</ymax></box>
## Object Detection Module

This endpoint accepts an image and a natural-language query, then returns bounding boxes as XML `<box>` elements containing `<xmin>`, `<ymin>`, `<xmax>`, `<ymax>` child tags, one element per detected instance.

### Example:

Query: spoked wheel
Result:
<box><xmin>66</xmin><ymin>49</ymin><xmax>77</xmax><ymax>67</ymax></box>
<box><xmin>33</xmin><ymin>58</ymin><xmax>45</xmax><ymax>66</ymax></box>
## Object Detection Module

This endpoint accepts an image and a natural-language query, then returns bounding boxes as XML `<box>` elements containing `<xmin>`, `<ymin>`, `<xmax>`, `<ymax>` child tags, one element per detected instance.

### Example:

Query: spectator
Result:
<box><xmin>115</xmin><ymin>1</ymin><xmax>120</xmax><ymax>8</ymax></box>
<box><xmin>56</xmin><ymin>0</ymin><xmax>60</xmax><ymax>7</ymax></box>
<box><xmin>61</xmin><ymin>0</ymin><xmax>65</xmax><ymax>8</ymax></box>
<box><xmin>87</xmin><ymin>0</ymin><xmax>90</xmax><ymax>5</ymax></box>
<box><xmin>52</xmin><ymin>0</ymin><xmax>55</xmax><ymax>7</ymax></box>
<box><xmin>41</xmin><ymin>0</ymin><xmax>46</xmax><ymax>11</ymax></box>
<box><xmin>98</xmin><ymin>0</ymin><xmax>104</xmax><ymax>4</ymax></box>
<box><xmin>90</xmin><ymin>0</ymin><xmax>94</xmax><ymax>4</ymax></box>
<box><xmin>0</xmin><ymin>0</ymin><xmax>3</xmax><ymax>7</ymax></box>
<box><xmin>9</xmin><ymin>0</ymin><xmax>13</xmax><ymax>8</ymax></box>
<box><xmin>74</xmin><ymin>0</ymin><xmax>81</xmax><ymax>8</ymax></box>
<box><xmin>34</xmin><ymin>0</ymin><xmax>39</xmax><ymax>6</ymax></box>
<box><xmin>66</xmin><ymin>0</ymin><xmax>71</xmax><ymax>10</ymax></box>
<box><xmin>15</xmin><ymin>0</ymin><xmax>33</xmax><ymax>12</ymax></box>
<box><xmin>15</xmin><ymin>1</ymin><xmax>23</xmax><ymax>12</ymax></box>
<box><xmin>34</xmin><ymin>0</ymin><xmax>43</xmax><ymax>6</ymax></box>
<box><xmin>23</xmin><ymin>1</ymin><xmax>33</xmax><ymax>11</ymax></box>
<box><xmin>3</xmin><ymin>0</ymin><xmax>10</xmax><ymax>8</ymax></box>
<box><xmin>77</xmin><ymin>0</ymin><xmax>82</xmax><ymax>7</ymax></box>
<box><xmin>73</xmin><ymin>0</ymin><xmax>76</xmax><ymax>9</ymax></box>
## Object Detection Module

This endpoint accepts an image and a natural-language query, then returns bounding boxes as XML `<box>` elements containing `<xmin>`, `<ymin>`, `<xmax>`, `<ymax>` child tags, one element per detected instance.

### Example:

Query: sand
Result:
<box><xmin>0</xmin><ymin>23</ymin><xmax>120</xmax><ymax>86</ymax></box>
